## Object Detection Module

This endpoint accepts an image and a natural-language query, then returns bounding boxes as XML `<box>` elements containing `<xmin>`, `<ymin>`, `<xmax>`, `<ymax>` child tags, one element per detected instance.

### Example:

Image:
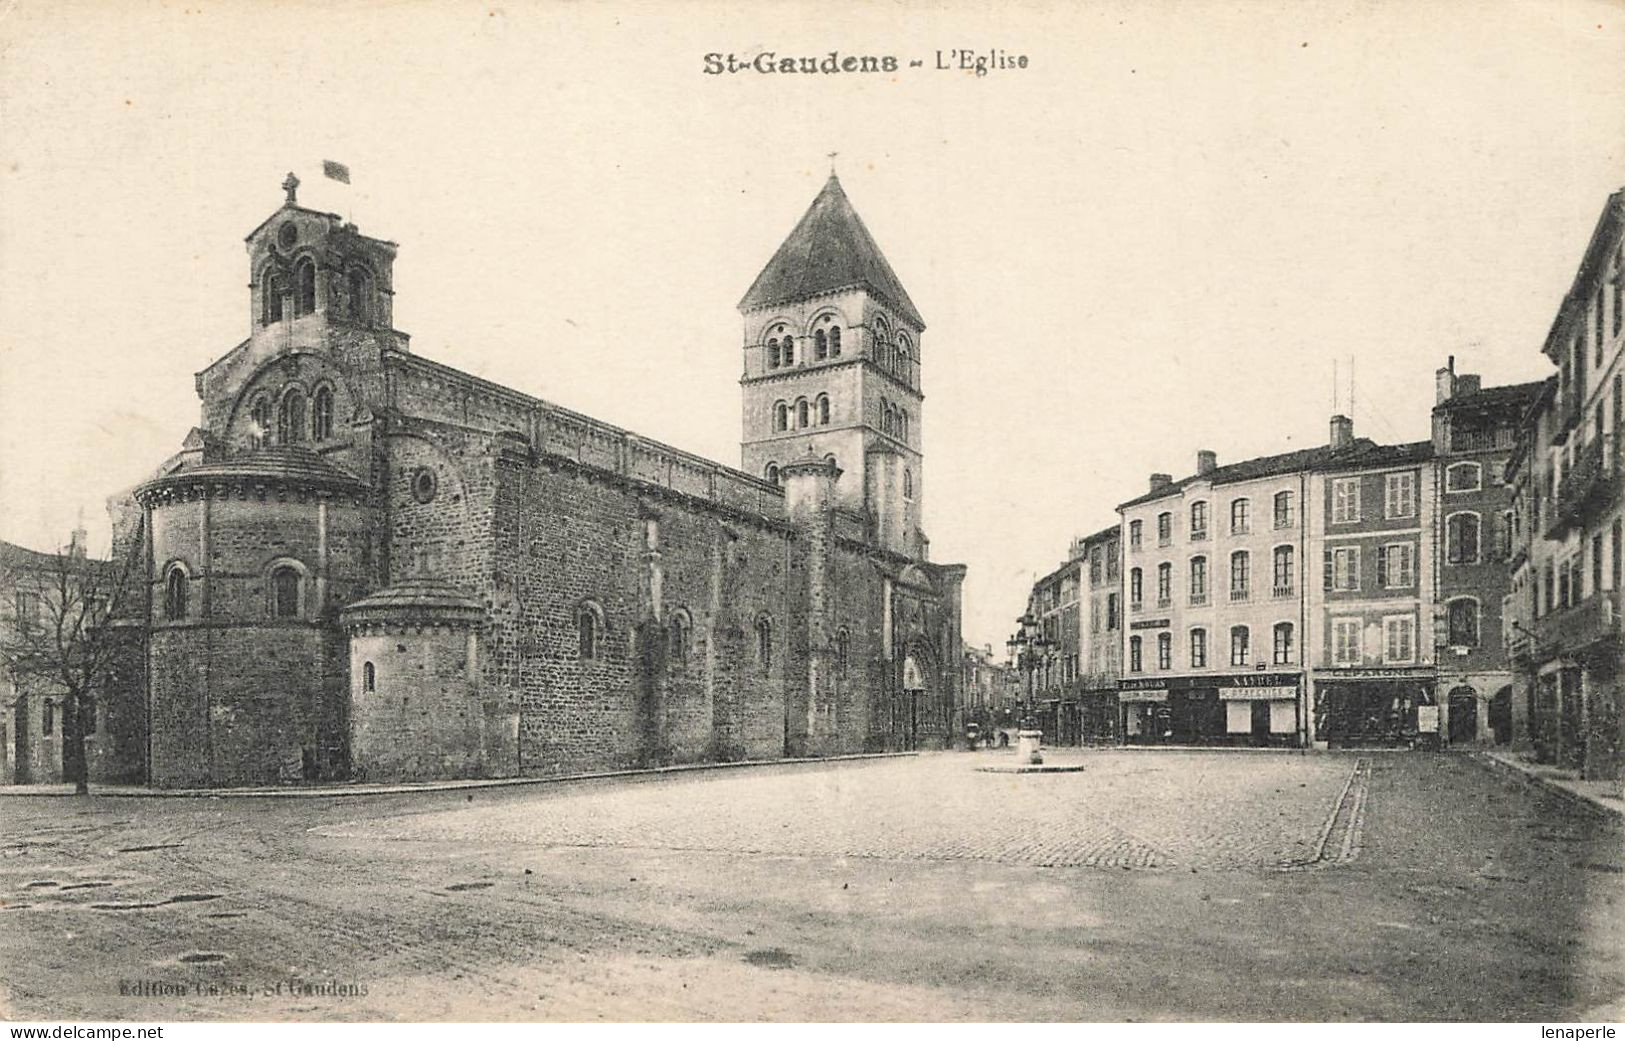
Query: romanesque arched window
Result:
<box><xmin>836</xmin><ymin>628</ymin><xmax>851</xmax><ymax>677</ymax></box>
<box><xmin>904</xmin><ymin>468</ymin><xmax>914</xmax><ymax>500</ymax></box>
<box><xmin>796</xmin><ymin>398</ymin><xmax>809</xmax><ymax>429</ymax></box>
<box><xmin>768</xmin><ymin>338</ymin><xmax>781</xmax><ymax>369</ymax></box>
<box><xmin>817</xmin><ymin>394</ymin><xmax>830</xmax><ymax>426</ymax></box>
<box><xmin>347</xmin><ymin>269</ymin><xmax>369</xmax><ymax>323</ymax></box>
<box><xmin>815</xmin><ymin>328</ymin><xmax>828</xmax><ymax>360</ymax></box>
<box><xmin>163</xmin><ymin>565</ymin><xmax>188</xmax><ymax>621</ymax></box>
<box><xmin>249</xmin><ymin>396</ymin><xmax>271</xmax><ymax>447</ymax></box>
<box><xmin>294</xmin><ymin>257</ymin><xmax>317</xmax><ymax>316</ymax></box>
<box><xmin>577</xmin><ymin>601</ymin><xmax>604</xmax><ymax>661</ymax></box>
<box><xmin>362</xmin><ymin>661</ymin><xmax>376</xmax><ymax>693</ymax></box>
<box><xmin>263</xmin><ymin>271</ymin><xmax>287</xmax><ymax>325</ymax></box>
<box><xmin>829</xmin><ymin>325</ymin><xmax>842</xmax><ymax>356</ymax></box>
<box><xmin>271</xmin><ymin>565</ymin><xmax>302</xmax><ymax>619</ymax></box>
<box><xmin>764</xmin><ymin>463</ymin><xmax>780</xmax><ymax>485</ymax></box>
<box><xmin>774</xmin><ymin>401</ymin><xmax>788</xmax><ymax>432</ymax></box>
<box><xmin>781</xmin><ymin>335</ymin><xmax>794</xmax><ymax>366</ymax></box>
<box><xmin>311</xmin><ymin>385</ymin><xmax>334</xmax><ymax>442</ymax></box>
<box><xmin>669</xmin><ymin>610</ymin><xmax>691</xmax><ymax>667</ymax></box>
<box><xmin>278</xmin><ymin>390</ymin><xmax>306</xmax><ymax>444</ymax></box>
<box><xmin>756</xmin><ymin>616</ymin><xmax>773</xmax><ymax>668</ymax></box>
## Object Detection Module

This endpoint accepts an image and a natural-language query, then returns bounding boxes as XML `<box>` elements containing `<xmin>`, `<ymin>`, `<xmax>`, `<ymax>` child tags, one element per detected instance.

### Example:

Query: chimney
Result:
<box><xmin>1329</xmin><ymin>414</ymin><xmax>1354</xmax><ymax>449</ymax></box>
<box><xmin>1196</xmin><ymin>449</ymin><xmax>1217</xmax><ymax>476</ymax></box>
<box><xmin>1149</xmin><ymin>473</ymin><xmax>1173</xmax><ymax>492</ymax></box>
<box><xmin>1435</xmin><ymin>355</ymin><xmax>1457</xmax><ymax>404</ymax></box>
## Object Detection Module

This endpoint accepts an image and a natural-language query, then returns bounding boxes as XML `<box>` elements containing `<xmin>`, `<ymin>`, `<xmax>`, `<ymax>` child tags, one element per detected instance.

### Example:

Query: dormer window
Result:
<box><xmin>294</xmin><ymin>257</ymin><xmax>317</xmax><ymax>316</ymax></box>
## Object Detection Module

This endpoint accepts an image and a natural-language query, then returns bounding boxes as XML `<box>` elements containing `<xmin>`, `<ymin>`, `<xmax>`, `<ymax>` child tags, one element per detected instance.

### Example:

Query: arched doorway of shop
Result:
<box><xmin>1448</xmin><ymin>686</ymin><xmax>1479</xmax><ymax>745</ymax></box>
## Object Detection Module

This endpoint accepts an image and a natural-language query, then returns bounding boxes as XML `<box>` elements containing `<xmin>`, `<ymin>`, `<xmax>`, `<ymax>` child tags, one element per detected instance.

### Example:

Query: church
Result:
<box><xmin>101</xmin><ymin>172</ymin><xmax>965</xmax><ymax>787</ymax></box>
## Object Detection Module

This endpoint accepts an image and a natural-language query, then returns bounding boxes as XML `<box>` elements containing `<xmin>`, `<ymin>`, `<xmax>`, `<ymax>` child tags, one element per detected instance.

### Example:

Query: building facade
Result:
<box><xmin>1429</xmin><ymin>365</ymin><xmax>1543</xmax><ymax>747</ymax></box>
<box><xmin>1306</xmin><ymin>434</ymin><xmax>1439</xmax><ymax>748</ymax></box>
<box><xmin>1506</xmin><ymin>188</ymin><xmax>1623</xmax><ymax>785</ymax></box>
<box><xmin>1117</xmin><ymin>445</ymin><xmax>1327</xmax><ymax>746</ymax></box>
<box><xmin>85</xmin><ymin>172</ymin><xmax>964</xmax><ymax>788</ymax></box>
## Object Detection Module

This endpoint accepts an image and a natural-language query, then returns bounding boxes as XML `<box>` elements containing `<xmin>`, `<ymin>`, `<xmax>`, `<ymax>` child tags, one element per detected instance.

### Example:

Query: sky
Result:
<box><xmin>1</xmin><ymin>0</ymin><xmax>1622</xmax><ymax>653</ymax></box>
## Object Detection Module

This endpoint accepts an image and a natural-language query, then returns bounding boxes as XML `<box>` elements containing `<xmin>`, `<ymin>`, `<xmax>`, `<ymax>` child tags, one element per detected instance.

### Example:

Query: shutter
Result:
<box><xmin>1376</xmin><ymin>546</ymin><xmax>1388</xmax><ymax>588</ymax></box>
<box><xmin>1323</xmin><ymin>550</ymin><xmax>1333</xmax><ymax>591</ymax></box>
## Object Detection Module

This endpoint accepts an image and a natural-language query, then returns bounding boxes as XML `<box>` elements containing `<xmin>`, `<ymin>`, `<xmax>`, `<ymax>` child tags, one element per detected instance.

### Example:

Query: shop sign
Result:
<box><xmin>1121</xmin><ymin>672</ymin><xmax>1298</xmax><ymax>692</ymax></box>
<box><xmin>1130</xmin><ymin>618</ymin><xmax>1171</xmax><ymax>630</ymax></box>
<box><xmin>1119</xmin><ymin>689</ymin><xmax>1169</xmax><ymax>703</ymax></box>
<box><xmin>1319</xmin><ymin>666</ymin><xmax>1434</xmax><ymax>681</ymax></box>
<box><xmin>1217</xmin><ymin>685</ymin><xmax>1298</xmax><ymax>701</ymax></box>
<box><xmin>1417</xmin><ymin>705</ymin><xmax>1439</xmax><ymax>733</ymax></box>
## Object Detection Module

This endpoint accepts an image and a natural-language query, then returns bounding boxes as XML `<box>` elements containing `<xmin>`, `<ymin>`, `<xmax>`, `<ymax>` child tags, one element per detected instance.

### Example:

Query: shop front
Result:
<box><xmin>1312</xmin><ymin>667</ymin><xmax>1437</xmax><ymax>749</ymax></box>
<box><xmin>1120</xmin><ymin>673</ymin><xmax>1303</xmax><ymax>747</ymax></box>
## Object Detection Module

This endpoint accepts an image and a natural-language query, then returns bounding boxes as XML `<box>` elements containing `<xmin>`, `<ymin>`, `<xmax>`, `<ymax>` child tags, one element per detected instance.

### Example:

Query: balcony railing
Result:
<box><xmin>1156</xmin><ymin>596</ymin><xmax>1171</xmax><ymax>609</ymax></box>
<box><xmin>1272</xmin><ymin>585</ymin><xmax>1295</xmax><ymax>599</ymax></box>
<box><xmin>1548</xmin><ymin>433</ymin><xmax>1618</xmax><ymax>538</ymax></box>
<box><xmin>1190</xmin><ymin>529</ymin><xmax>1209</xmax><ymax>542</ymax></box>
<box><xmin>1533</xmin><ymin>588</ymin><xmax>1620</xmax><ymax>662</ymax></box>
<box><xmin>1230</xmin><ymin>587</ymin><xmax>1250</xmax><ymax>602</ymax></box>
<box><xmin>1189</xmin><ymin>591</ymin><xmax>1209</xmax><ymax>606</ymax></box>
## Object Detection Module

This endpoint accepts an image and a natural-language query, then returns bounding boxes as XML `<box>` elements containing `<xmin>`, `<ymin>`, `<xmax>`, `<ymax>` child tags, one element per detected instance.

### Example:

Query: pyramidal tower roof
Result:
<box><xmin>739</xmin><ymin>174</ymin><xmax>924</xmax><ymax>329</ymax></box>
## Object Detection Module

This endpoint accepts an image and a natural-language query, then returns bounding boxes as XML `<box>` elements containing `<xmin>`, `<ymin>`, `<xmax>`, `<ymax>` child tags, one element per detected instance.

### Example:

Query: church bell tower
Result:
<box><xmin>738</xmin><ymin>174</ymin><xmax>927</xmax><ymax>559</ymax></box>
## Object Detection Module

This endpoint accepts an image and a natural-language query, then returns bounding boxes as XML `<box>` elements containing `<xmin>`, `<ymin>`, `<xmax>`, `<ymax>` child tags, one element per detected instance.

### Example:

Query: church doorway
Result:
<box><xmin>1448</xmin><ymin>686</ymin><xmax>1479</xmax><ymax>745</ymax></box>
<box><xmin>894</xmin><ymin>652</ymin><xmax>929</xmax><ymax>752</ymax></box>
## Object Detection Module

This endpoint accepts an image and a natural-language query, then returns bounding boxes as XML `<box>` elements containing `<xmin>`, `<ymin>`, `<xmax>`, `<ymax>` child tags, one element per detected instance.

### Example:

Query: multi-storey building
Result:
<box><xmin>1506</xmin><ymin>188</ymin><xmax>1623</xmax><ymax>784</ymax></box>
<box><xmin>1429</xmin><ymin>364</ymin><xmax>1544</xmax><ymax>745</ymax></box>
<box><xmin>960</xmin><ymin>642</ymin><xmax>1015</xmax><ymax>737</ymax></box>
<box><xmin>1117</xmin><ymin>442</ymin><xmax>1339</xmax><ymax>746</ymax></box>
<box><xmin>1079</xmin><ymin>524</ymin><xmax>1123</xmax><ymax>742</ymax></box>
<box><xmin>1307</xmin><ymin>430</ymin><xmax>1438</xmax><ymax>747</ymax></box>
<box><xmin>1025</xmin><ymin>555</ymin><xmax>1084</xmax><ymax>744</ymax></box>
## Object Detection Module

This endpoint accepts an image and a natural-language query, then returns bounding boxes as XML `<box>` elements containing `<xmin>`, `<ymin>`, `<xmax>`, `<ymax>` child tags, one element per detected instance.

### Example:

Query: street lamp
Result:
<box><xmin>1005</xmin><ymin>612</ymin><xmax>1054</xmax><ymax>734</ymax></box>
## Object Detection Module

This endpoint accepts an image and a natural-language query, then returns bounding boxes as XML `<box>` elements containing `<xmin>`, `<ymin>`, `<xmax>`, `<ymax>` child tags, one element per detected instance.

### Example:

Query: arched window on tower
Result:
<box><xmin>817</xmin><ymin>394</ymin><xmax>830</xmax><ymax>425</ymax></box>
<box><xmin>782</xmin><ymin>335</ymin><xmax>794</xmax><ymax>366</ymax></box>
<box><xmin>768</xmin><ymin>338</ymin><xmax>781</xmax><ymax>369</ymax></box>
<box><xmin>815</xmin><ymin>328</ymin><xmax>828</xmax><ymax>360</ymax></box>
<box><xmin>774</xmin><ymin>401</ymin><xmax>788</xmax><ymax>432</ymax></box>
<box><xmin>362</xmin><ymin>661</ymin><xmax>376</xmax><ymax>693</ymax></box>
<box><xmin>278</xmin><ymin>390</ymin><xmax>306</xmax><ymax>444</ymax></box>
<box><xmin>904</xmin><ymin>469</ymin><xmax>914</xmax><ymax>500</ymax></box>
<box><xmin>829</xmin><ymin>325</ymin><xmax>842</xmax><ymax>356</ymax></box>
<box><xmin>263</xmin><ymin>271</ymin><xmax>287</xmax><ymax>325</ymax></box>
<box><xmin>294</xmin><ymin>258</ymin><xmax>317</xmax><ymax>315</ymax></box>
<box><xmin>163</xmin><ymin>565</ymin><xmax>188</xmax><ymax>621</ymax></box>
<box><xmin>796</xmin><ymin>398</ymin><xmax>809</xmax><ymax>429</ymax></box>
<box><xmin>764</xmin><ymin>463</ymin><xmax>780</xmax><ymax>486</ymax></box>
<box><xmin>347</xmin><ymin>269</ymin><xmax>369</xmax><ymax>323</ymax></box>
<box><xmin>312</xmin><ymin>385</ymin><xmax>334</xmax><ymax>442</ymax></box>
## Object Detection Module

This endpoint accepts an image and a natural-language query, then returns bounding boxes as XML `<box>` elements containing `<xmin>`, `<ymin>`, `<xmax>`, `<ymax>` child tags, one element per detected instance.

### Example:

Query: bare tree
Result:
<box><xmin>4</xmin><ymin>537</ymin><xmax>141</xmax><ymax>794</ymax></box>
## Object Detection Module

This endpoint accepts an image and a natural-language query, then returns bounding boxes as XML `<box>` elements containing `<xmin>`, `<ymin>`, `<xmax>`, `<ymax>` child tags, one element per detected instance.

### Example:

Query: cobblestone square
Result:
<box><xmin>1</xmin><ymin>751</ymin><xmax>1621</xmax><ymax>1021</ymax></box>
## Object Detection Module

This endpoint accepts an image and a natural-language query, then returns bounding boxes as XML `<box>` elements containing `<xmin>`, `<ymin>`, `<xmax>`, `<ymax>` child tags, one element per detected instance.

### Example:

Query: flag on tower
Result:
<box><xmin>322</xmin><ymin>160</ymin><xmax>351</xmax><ymax>184</ymax></box>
